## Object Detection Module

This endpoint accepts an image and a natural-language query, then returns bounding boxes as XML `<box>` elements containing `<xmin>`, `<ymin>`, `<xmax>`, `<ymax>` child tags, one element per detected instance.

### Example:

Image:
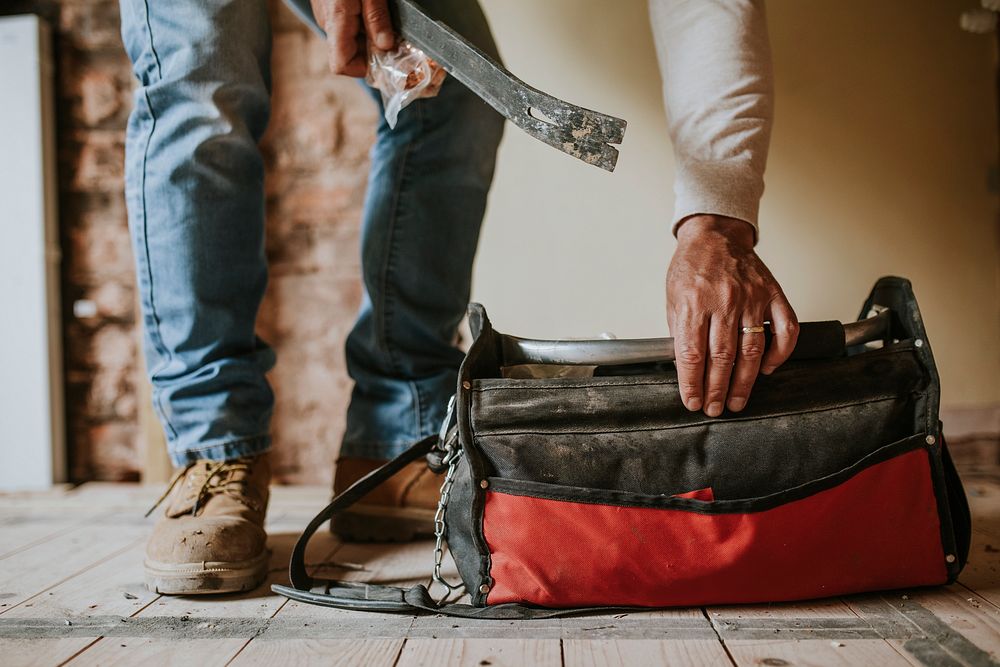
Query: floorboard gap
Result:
<box><xmin>54</xmin><ymin>637</ymin><xmax>102</xmax><ymax>667</ymax></box>
<box><xmin>701</xmin><ymin>608</ymin><xmax>738</xmax><ymax>666</ymax></box>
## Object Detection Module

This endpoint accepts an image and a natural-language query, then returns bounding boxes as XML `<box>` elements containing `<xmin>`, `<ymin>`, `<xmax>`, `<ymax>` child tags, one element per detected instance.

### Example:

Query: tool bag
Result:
<box><xmin>274</xmin><ymin>277</ymin><xmax>971</xmax><ymax>618</ymax></box>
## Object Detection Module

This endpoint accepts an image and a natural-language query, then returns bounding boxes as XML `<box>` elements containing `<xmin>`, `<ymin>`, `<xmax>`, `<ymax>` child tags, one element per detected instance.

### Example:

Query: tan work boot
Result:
<box><xmin>144</xmin><ymin>454</ymin><xmax>270</xmax><ymax>595</ymax></box>
<box><xmin>331</xmin><ymin>457</ymin><xmax>441</xmax><ymax>542</ymax></box>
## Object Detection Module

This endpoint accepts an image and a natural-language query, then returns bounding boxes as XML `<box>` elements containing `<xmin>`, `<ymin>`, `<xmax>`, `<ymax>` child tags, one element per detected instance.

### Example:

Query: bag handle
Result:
<box><xmin>273</xmin><ymin>436</ymin><xmax>653</xmax><ymax>618</ymax></box>
<box><xmin>499</xmin><ymin>309</ymin><xmax>891</xmax><ymax>367</ymax></box>
<box><xmin>280</xmin><ymin>434</ymin><xmax>438</xmax><ymax>599</ymax></box>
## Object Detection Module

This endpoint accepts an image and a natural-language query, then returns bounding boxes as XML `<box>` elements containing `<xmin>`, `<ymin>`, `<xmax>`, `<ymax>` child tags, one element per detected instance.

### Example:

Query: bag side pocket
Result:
<box><xmin>481</xmin><ymin>433</ymin><xmax>951</xmax><ymax>608</ymax></box>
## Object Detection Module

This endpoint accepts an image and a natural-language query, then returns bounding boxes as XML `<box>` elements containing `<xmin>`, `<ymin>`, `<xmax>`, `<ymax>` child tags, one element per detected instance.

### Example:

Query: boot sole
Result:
<box><xmin>332</xmin><ymin>505</ymin><xmax>436</xmax><ymax>543</ymax></box>
<box><xmin>144</xmin><ymin>550</ymin><xmax>270</xmax><ymax>595</ymax></box>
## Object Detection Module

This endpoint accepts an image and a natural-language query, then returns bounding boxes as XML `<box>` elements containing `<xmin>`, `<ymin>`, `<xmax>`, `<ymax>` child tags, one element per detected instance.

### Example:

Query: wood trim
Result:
<box><xmin>941</xmin><ymin>404</ymin><xmax>1000</xmax><ymax>468</ymax></box>
<box><xmin>941</xmin><ymin>404</ymin><xmax>1000</xmax><ymax>440</ymax></box>
<box><xmin>134</xmin><ymin>302</ymin><xmax>171</xmax><ymax>483</ymax></box>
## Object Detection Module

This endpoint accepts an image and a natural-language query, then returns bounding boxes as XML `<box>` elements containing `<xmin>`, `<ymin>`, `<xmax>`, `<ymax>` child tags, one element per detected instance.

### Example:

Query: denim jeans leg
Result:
<box><xmin>119</xmin><ymin>0</ymin><xmax>276</xmax><ymax>466</ymax></box>
<box><xmin>280</xmin><ymin>0</ymin><xmax>505</xmax><ymax>459</ymax></box>
<box><xmin>342</xmin><ymin>2</ymin><xmax>505</xmax><ymax>459</ymax></box>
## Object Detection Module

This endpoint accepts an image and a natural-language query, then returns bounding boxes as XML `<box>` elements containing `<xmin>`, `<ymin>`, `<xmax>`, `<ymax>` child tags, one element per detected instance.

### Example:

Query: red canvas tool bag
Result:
<box><xmin>274</xmin><ymin>277</ymin><xmax>971</xmax><ymax>618</ymax></box>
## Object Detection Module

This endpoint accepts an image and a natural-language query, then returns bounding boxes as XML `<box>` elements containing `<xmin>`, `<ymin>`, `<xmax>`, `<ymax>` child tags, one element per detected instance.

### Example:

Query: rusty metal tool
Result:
<box><xmin>392</xmin><ymin>0</ymin><xmax>627</xmax><ymax>171</ymax></box>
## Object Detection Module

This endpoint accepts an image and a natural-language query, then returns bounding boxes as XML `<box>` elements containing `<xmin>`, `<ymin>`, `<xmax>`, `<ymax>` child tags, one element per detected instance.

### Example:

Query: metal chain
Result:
<box><xmin>431</xmin><ymin>434</ymin><xmax>464</xmax><ymax>605</ymax></box>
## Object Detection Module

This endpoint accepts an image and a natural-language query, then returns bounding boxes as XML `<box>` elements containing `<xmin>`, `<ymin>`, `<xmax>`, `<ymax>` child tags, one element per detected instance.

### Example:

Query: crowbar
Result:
<box><xmin>392</xmin><ymin>0</ymin><xmax>628</xmax><ymax>171</ymax></box>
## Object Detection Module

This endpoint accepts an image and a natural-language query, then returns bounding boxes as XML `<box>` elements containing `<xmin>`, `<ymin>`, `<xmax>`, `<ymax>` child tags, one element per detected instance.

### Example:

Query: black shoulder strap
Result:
<box><xmin>281</xmin><ymin>435</ymin><xmax>438</xmax><ymax>598</ymax></box>
<box><xmin>272</xmin><ymin>437</ymin><xmax>644</xmax><ymax>619</ymax></box>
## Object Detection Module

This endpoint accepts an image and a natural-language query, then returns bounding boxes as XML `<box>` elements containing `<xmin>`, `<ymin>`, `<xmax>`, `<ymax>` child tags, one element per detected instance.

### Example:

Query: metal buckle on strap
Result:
<box><xmin>427</xmin><ymin>395</ymin><xmax>458</xmax><ymax>474</ymax></box>
<box><xmin>438</xmin><ymin>394</ymin><xmax>456</xmax><ymax>445</ymax></box>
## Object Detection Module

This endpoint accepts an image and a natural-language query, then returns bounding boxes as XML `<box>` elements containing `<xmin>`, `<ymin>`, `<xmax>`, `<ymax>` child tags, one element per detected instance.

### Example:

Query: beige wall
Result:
<box><xmin>472</xmin><ymin>0</ymin><xmax>1000</xmax><ymax>409</ymax></box>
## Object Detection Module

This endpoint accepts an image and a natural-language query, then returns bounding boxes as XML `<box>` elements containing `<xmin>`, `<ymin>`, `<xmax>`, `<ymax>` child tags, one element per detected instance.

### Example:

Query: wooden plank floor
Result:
<box><xmin>2</xmin><ymin>475</ymin><xmax>1000</xmax><ymax>666</ymax></box>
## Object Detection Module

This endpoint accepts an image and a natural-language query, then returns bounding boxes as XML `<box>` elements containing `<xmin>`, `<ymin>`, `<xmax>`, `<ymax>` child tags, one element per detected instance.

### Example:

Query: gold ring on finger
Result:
<box><xmin>740</xmin><ymin>325</ymin><xmax>766</xmax><ymax>334</ymax></box>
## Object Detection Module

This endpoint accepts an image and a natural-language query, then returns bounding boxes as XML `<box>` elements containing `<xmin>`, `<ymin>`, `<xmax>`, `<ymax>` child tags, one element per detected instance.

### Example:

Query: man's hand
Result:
<box><xmin>310</xmin><ymin>0</ymin><xmax>395</xmax><ymax>77</ymax></box>
<box><xmin>667</xmin><ymin>215</ymin><xmax>799</xmax><ymax>417</ymax></box>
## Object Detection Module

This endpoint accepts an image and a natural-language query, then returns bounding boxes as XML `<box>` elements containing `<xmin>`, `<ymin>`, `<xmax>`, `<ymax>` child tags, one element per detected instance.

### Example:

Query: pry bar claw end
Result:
<box><xmin>392</xmin><ymin>0</ymin><xmax>627</xmax><ymax>172</ymax></box>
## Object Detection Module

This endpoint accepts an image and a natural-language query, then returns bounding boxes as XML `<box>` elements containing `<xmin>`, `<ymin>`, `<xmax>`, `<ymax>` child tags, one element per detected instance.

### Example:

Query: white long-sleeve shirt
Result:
<box><xmin>649</xmin><ymin>0</ymin><xmax>773</xmax><ymax>241</ymax></box>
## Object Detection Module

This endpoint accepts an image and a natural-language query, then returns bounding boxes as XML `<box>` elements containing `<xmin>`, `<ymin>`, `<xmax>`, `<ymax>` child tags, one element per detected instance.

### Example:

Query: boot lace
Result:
<box><xmin>145</xmin><ymin>458</ymin><xmax>262</xmax><ymax>518</ymax></box>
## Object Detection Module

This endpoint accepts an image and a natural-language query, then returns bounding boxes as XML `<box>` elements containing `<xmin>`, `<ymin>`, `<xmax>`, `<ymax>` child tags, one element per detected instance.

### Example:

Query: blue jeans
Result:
<box><xmin>119</xmin><ymin>0</ymin><xmax>504</xmax><ymax>466</ymax></box>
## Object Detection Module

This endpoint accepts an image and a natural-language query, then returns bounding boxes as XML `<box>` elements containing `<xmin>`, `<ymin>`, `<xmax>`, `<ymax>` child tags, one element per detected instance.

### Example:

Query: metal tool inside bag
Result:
<box><xmin>393</xmin><ymin>0</ymin><xmax>627</xmax><ymax>171</ymax></box>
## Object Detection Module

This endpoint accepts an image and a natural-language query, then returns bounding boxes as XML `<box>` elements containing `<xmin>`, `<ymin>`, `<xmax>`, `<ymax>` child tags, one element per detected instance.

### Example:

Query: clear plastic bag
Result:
<box><xmin>366</xmin><ymin>40</ymin><xmax>446</xmax><ymax>129</ymax></box>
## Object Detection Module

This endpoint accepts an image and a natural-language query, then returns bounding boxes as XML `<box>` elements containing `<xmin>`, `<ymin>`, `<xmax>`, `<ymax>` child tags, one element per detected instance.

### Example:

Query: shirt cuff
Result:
<box><xmin>671</xmin><ymin>160</ymin><xmax>765</xmax><ymax>244</ymax></box>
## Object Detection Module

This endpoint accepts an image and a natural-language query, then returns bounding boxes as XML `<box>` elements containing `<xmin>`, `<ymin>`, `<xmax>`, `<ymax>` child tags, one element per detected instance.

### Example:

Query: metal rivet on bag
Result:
<box><xmin>925</xmin><ymin>435</ymin><xmax>936</xmax><ymax>445</ymax></box>
<box><xmin>914</xmin><ymin>339</ymin><xmax>924</xmax><ymax>348</ymax></box>
<box><xmin>946</xmin><ymin>554</ymin><xmax>957</xmax><ymax>563</ymax></box>
<box><xmin>479</xmin><ymin>584</ymin><xmax>491</xmax><ymax>594</ymax></box>
<box><xmin>462</xmin><ymin>381</ymin><xmax>471</xmax><ymax>389</ymax></box>
<box><xmin>480</xmin><ymin>480</ymin><xmax>489</xmax><ymax>489</ymax></box>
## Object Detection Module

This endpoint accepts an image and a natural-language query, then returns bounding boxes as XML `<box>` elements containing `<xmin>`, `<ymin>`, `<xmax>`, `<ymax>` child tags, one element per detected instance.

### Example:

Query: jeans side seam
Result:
<box><xmin>411</xmin><ymin>380</ymin><xmax>424</xmax><ymax>440</ymax></box>
<box><xmin>375</xmin><ymin>102</ymin><xmax>425</xmax><ymax>376</ymax></box>
<box><xmin>140</xmin><ymin>0</ymin><xmax>163</xmax><ymax>76</ymax></box>
<box><xmin>133</xmin><ymin>0</ymin><xmax>178</xmax><ymax>439</ymax></box>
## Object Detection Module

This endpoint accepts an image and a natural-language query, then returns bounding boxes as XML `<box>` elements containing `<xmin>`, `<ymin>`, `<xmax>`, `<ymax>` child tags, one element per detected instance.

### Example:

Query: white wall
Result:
<box><xmin>472</xmin><ymin>0</ymin><xmax>1000</xmax><ymax>409</ymax></box>
<box><xmin>0</xmin><ymin>15</ymin><xmax>65</xmax><ymax>488</ymax></box>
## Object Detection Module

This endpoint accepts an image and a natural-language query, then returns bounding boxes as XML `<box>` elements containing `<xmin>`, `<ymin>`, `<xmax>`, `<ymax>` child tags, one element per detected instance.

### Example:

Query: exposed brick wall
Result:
<box><xmin>52</xmin><ymin>0</ymin><xmax>375</xmax><ymax>484</ymax></box>
<box><xmin>259</xmin><ymin>9</ymin><xmax>376</xmax><ymax>485</ymax></box>
<box><xmin>58</xmin><ymin>0</ymin><xmax>139</xmax><ymax>482</ymax></box>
